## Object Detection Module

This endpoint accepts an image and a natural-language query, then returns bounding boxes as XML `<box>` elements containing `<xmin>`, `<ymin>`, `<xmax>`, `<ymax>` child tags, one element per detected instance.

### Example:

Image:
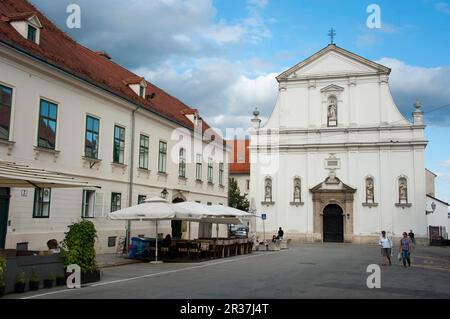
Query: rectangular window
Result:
<box><xmin>179</xmin><ymin>148</ymin><xmax>186</xmax><ymax>178</ymax></box>
<box><xmin>246</xmin><ymin>179</ymin><xmax>250</xmax><ymax>191</ymax></box>
<box><xmin>158</xmin><ymin>141</ymin><xmax>167</xmax><ymax>173</ymax></box>
<box><xmin>219</xmin><ymin>162</ymin><xmax>224</xmax><ymax>186</ymax></box>
<box><xmin>139</xmin><ymin>86</ymin><xmax>145</xmax><ymax>97</ymax></box>
<box><xmin>111</xmin><ymin>192</ymin><xmax>121</xmax><ymax>212</ymax></box>
<box><xmin>27</xmin><ymin>25</ymin><xmax>37</xmax><ymax>42</ymax></box>
<box><xmin>113</xmin><ymin>125</ymin><xmax>125</xmax><ymax>164</ymax></box>
<box><xmin>33</xmin><ymin>188</ymin><xmax>51</xmax><ymax>218</ymax></box>
<box><xmin>207</xmin><ymin>202</ymin><xmax>212</xmax><ymax>206</ymax></box>
<box><xmin>196</xmin><ymin>154</ymin><xmax>202</xmax><ymax>180</ymax></box>
<box><xmin>0</xmin><ymin>84</ymin><xmax>13</xmax><ymax>140</ymax></box>
<box><xmin>108</xmin><ymin>237</ymin><xmax>117</xmax><ymax>248</ymax></box>
<box><xmin>138</xmin><ymin>195</ymin><xmax>147</xmax><ymax>204</ymax></box>
<box><xmin>85</xmin><ymin>116</ymin><xmax>100</xmax><ymax>159</ymax></box>
<box><xmin>38</xmin><ymin>99</ymin><xmax>58</xmax><ymax>149</ymax></box>
<box><xmin>139</xmin><ymin>134</ymin><xmax>149</xmax><ymax>169</ymax></box>
<box><xmin>207</xmin><ymin>158</ymin><xmax>213</xmax><ymax>183</ymax></box>
<box><xmin>82</xmin><ymin>190</ymin><xmax>96</xmax><ymax>218</ymax></box>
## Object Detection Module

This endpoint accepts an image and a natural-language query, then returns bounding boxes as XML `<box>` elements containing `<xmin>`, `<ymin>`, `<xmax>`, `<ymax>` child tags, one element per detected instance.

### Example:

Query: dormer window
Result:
<box><xmin>123</xmin><ymin>77</ymin><xmax>147</xmax><ymax>97</ymax></box>
<box><xmin>27</xmin><ymin>25</ymin><xmax>37</xmax><ymax>42</ymax></box>
<box><xmin>7</xmin><ymin>12</ymin><xmax>42</xmax><ymax>45</ymax></box>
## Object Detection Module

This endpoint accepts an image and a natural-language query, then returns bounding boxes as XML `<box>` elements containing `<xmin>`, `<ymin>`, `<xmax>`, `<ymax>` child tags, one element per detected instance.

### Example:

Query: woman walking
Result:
<box><xmin>379</xmin><ymin>231</ymin><xmax>392</xmax><ymax>266</ymax></box>
<box><xmin>399</xmin><ymin>232</ymin><xmax>412</xmax><ymax>267</ymax></box>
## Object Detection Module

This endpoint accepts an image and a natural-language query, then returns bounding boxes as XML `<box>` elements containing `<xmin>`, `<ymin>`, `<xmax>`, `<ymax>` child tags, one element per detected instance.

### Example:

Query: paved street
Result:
<box><xmin>8</xmin><ymin>243</ymin><xmax>450</xmax><ymax>299</ymax></box>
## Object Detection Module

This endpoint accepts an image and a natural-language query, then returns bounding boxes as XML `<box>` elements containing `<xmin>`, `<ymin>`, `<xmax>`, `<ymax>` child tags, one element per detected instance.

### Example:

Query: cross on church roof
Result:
<box><xmin>328</xmin><ymin>28</ymin><xmax>336</xmax><ymax>45</ymax></box>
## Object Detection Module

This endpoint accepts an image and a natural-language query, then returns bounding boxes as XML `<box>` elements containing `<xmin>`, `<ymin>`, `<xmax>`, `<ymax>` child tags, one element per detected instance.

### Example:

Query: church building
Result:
<box><xmin>250</xmin><ymin>44</ymin><xmax>428</xmax><ymax>244</ymax></box>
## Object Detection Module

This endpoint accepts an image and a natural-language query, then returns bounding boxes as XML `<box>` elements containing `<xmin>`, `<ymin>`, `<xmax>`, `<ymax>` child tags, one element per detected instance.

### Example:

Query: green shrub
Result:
<box><xmin>47</xmin><ymin>273</ymin><xmax>55</xmax><ymax>281</ymax></box>
<box><xmin>16</xmin><ymin>272</ymin><xmax>26</xmax><ymax>285</ymax></box>
<box><xmin>61</xmin><ymin>220</ymin><xmax>98</xmax><ymax>272</ymax></box>
<box><xmin>0</xmin><ymin>256</ymin><xmax>6</xmax><ymax>286</ymax></box>
<box><xmin>30</xmin><ymin>267</ymin><xmax>39</xmax><ymax>282</ymax></box>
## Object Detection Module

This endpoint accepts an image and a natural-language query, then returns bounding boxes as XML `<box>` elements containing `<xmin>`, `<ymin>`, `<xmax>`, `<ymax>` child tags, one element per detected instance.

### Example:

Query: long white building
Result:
<box><xmin>0</xmin><ymin>0</ymin><xmax>228</xmax><ymax>253</ymax></box>
<box><xmin>250</xmin><ymin>44</ymin><xmax>430</xmax><ymax>244</ymax></box>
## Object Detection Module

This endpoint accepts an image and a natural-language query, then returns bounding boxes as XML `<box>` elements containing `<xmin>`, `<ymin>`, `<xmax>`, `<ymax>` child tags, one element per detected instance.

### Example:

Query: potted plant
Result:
<box><xmin>61</xmin><ymin>220</ymin><xmax>101</xmax><ymax>284</ymax></box>
<box><xmin>43</xmin><ymin>273</ymin><xmax>55</xmax><ymax>289</ymax></box>
<box><xmin>29</xmin><ymin>267</ymin><xmax>40</xmax><ymax>291</ymax></box>
<box><xmin>0</xmin><ymin>256</ymin><xmax>6</xmax><ymax>297</ymax></box>
<box><xmin>14</xmin><ymin>272</ymin><xmax>26</xmax><ymax>293</ymax></box>
<box><xmin>56</xmin><ymin>274</ymin><xmax>66</xmax><ymax>287</ymax></box>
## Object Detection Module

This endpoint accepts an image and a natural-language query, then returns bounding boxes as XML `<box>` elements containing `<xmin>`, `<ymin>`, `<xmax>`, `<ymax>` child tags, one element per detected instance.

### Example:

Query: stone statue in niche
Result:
<box><xmin>293</xmin><ymin>179</ymin><xmax>301</xmax><ymax>202</ymax></box>
<box><xmin>366</xmin><ymin>178</ymin><xmax>374</xmax><ymax>203</ymax></box>
<box><xmin>399</xmin><ymin>178</ymin><xmax>408</xmax><ymax>203</ymax></box>
<box><xmin>327</xmin><ymin>96</ymin><xmax>337</xmax><ymax>126</ymax></box>
<box><xmin>265</xmin><ymin>179</ymin><xmax>272</xmax><ymax>202</ymax></box>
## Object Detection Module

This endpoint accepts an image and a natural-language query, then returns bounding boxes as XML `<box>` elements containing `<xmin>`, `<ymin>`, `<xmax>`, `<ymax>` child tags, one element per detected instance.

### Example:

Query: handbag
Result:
<box><xmin>397</xmin><ymin>252</ymin><xmax>402</xmax><ymax>261</ymax></box>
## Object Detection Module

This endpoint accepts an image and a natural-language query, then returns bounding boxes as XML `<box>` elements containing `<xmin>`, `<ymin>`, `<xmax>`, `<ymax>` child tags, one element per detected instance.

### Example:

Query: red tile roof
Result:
<box><xmin>0</xmin><ymin>0</ymin><xmax>216</xmax><ymax>136</ymax></box>
<box><xmin>228</xmin><ymin>139</ymin><xmax>250</xmax><ymax>174</ymax></box>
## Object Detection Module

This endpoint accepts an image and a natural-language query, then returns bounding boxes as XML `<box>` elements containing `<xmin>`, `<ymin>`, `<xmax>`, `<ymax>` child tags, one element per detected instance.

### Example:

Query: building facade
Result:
<box><xmin>229</xmin><ymin>139</ymin><xmax>250</xmax><ymax>196</ymax></box>
<box><xmin>0</xmin><ymin>0</ymin><xmax>228</xmax><ymax>253</ymax></box>
<box><xmin>250</xmin><ymin>44</ymin><xmax>429</xmax><ymax>244</ymax></box>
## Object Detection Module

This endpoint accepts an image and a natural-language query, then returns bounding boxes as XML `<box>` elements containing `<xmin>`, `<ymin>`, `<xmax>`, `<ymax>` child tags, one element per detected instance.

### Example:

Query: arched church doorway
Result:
<box><xmin>323</xmin><ymin>204</ymin><xmax>344</xmax><ymax>243</ymax></box>
<box><xmin>171</xmin><ymin>197</ymin><xmax>184</xmax><ymax>239</ymax></box>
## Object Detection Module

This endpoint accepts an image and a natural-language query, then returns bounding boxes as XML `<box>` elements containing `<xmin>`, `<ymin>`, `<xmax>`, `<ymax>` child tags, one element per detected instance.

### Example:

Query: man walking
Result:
<box><xmin>400</xmin><ymin>232</ymin><xmax>412</xmax><ymax>267</ymax></box>
<box><xmin>379</xmin><ymin>231</ymin><xmax>392</xmax><ymax>266</ymax></box>
<box><xmin>278</xmin><ymin>227</ymin><xmax>284</xmax><ymax>240</ymax></box>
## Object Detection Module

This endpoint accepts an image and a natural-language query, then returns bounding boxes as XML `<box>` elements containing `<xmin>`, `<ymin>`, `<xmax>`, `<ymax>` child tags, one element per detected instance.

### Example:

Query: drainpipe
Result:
<box><xmin>124</xmin><ymin>105</ymin><xmax>141</xmax><ymax>253</ymax></box>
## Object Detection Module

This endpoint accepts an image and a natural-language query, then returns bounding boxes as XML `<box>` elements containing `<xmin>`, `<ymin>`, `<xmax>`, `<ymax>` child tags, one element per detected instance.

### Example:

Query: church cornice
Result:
<box><xmin>249</xmin><ymin>141</ymin><xmax>428</xmax><ymax>151</ymax></box>
<box><xmin>254</xmin><ymin>124</ymin><xmax>426</xmax><ymax>135</ymax></box>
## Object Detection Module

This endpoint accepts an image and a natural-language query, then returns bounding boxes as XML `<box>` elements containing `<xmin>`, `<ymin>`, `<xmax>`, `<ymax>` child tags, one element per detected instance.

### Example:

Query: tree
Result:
<box><xmin>228</xmin><ymin>177</ymin><xmax>249</xmax><ymax>212</ymax></box>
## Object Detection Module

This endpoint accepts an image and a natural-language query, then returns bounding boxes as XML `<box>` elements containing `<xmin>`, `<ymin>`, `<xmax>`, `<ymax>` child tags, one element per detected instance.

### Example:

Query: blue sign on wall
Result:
<box><xmin>261</xmin><ymin>213</ymin><xmax>267</xmax><ymax>220</ymax></box>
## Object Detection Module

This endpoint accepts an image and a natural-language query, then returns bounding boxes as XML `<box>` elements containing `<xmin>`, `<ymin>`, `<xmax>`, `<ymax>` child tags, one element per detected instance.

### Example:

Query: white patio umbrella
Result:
<box><xmin>209</xmin><ymin>205</ymin><xmax>254</xmax><ymax>218</ymax></box>
<box><xmin>108</xmin><ymin>197</ymin><xmax>201</xmax><ymax>263</ymax></box>
<box><xmin>174</xmin><ymin>202</ymin><xmax>243</xmax><ymax>238</ymax></box>
<box><xmin>209</xmin><ymin>205</ymin><xmax>256</xmax><ymax>238</ymax></box>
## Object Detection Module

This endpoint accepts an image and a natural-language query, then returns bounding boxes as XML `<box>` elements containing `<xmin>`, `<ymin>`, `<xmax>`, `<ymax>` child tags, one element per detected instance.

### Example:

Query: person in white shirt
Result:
<box><xmin>379</xmin><ymin>231</ymin><xmax>392</xmax><ymax>266</ymax></box>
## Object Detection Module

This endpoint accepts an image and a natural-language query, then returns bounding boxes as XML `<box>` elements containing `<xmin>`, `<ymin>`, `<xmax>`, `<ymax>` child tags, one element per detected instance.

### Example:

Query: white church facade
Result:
<box><xmin>250</xmin><ymin>44</ymin><xmax>429</xmax><ymax>244</ymax></box>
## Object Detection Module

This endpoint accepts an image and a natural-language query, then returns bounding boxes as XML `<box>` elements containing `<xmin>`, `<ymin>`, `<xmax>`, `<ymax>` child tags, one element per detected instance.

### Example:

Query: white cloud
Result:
<box><xmin>377</xmin><ymin>58</ymin><xmax>450</xmax><ymax>124</ymax></box>
<box><xmin>441</xmin><ymin>159</ymin><xmax>450</xmax><ymax>167</ymax></box>
<box><xmin>32</xmin><ymin>0</ymin><xmax>271</xmax><ymax>68</ymax></box>
<box><xmin>204</xmin><ymin>20</ymin><xmax>246</xmax><ymax>45</ymax></box>
<box><xmin>136</xmin><ymin>59</ymin><xmax>278</xmax><ymax>133</ymax></box>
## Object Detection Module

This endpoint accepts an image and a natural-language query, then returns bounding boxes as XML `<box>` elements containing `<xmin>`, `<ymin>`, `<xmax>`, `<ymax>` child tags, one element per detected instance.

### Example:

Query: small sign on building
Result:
<box><xmin>261</xmin><ymin>213</ymin><xmax>267</xmax><ymax>220</ymax></box>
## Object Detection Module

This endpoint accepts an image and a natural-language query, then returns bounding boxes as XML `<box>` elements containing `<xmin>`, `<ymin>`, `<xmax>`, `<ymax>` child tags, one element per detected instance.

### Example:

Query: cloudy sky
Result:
<box><xmin>31</xmin><ymin>0</ymin><xmax>450</xmax><ymax>202</ymax></box>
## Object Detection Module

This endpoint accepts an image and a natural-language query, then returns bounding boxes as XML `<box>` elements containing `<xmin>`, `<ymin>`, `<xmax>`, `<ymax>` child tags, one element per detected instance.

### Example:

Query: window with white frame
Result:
<box><xmin>219</xmin><ymin>162</ymin><xmax>224</xmax><ymax>186</ymax></box>
<box><xmin>158</xmin><ymin>141</ymin><xmax>167</xmax><ymax>173</ymax></box>
<box><xmin>33</xmin><ymin>188</ymin><xmax>51</xmax><ymax>218</ymax></box>
<box><xmin>0</xmin><ymin>84</ymin><xmax>13</xmax><ymax>140</ymax></box>
<box><xmin>179</xmin><ymin>147</ymin><xmax>186</xmax><ymax>178</ymax></box>
<box><xmin>82</xmin><ymin>190</ymin><xmax>96</xmax><ymax>218</ymax></box>
<box><xmin>196</xmin><ymin>154</ymin><xmax>202</xmax><ymax>180</ymax></box>
<box><xmin>139</xmin><ymin>134</ymin><xmax>149</xmax><ymax>169</ymax></box>
<box><xmin>207</xmin><ymin>158</ymin><xmax>213</xmax><ymax>183</ymax></box>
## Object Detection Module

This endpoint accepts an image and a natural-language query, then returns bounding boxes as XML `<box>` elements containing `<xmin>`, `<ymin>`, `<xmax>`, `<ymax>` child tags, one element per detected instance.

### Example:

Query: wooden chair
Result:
<box><xmin>176</xmin><ymin>242</ymin><xmax>189</xmax><ymax>258</ymax></box>
<box><xmin>188</xmin><ymin>242</ymin><xmax>201</xmax><ymax>259</ymax></box>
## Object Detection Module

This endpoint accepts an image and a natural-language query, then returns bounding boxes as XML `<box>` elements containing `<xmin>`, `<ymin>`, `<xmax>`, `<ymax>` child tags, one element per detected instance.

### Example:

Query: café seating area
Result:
<box><xmin>129</xmin><ymin>237</ymin><xmax>254</xmax><ymax>261</ymax></box>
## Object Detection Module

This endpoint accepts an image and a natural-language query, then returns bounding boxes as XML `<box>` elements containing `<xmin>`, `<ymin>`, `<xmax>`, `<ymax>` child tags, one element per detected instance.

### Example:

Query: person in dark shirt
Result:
<box><xmin>408</xmin><ymin>230</ymin><xmax>415</xmax><ymax>248</ymax></box>
<box><xmin>278</xmin><ymin>227</ymin><xmax>284</xmax><ymax>240</ymax></box>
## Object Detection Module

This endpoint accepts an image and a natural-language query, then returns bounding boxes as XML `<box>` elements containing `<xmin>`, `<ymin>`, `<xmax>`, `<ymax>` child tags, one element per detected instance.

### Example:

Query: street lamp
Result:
<box><xmin>426</xmin><ymin>202</ymin><xmax>437</xmax><ymax>215</ymax></box>
<box><xmin>160</xmin><ymin>188</ymin><xmax>168</xmax><ymax>199</ymax></box>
